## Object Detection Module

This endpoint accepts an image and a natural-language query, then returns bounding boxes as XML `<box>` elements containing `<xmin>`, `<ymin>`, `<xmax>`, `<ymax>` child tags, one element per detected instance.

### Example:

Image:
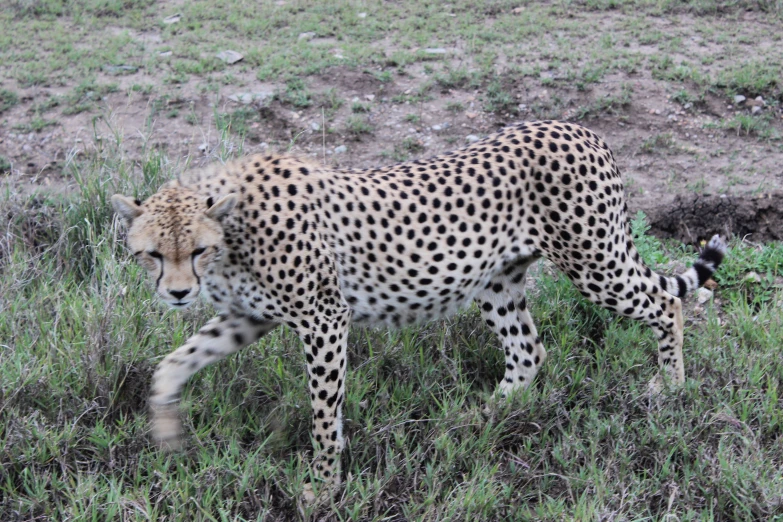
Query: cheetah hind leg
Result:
<box><xmin>567</xmin><ymin>273</ymin><xmax>686</xmax><ymax>394</ymax></box>
<box><xmin>475</xmin><ymin>262</ymin><xmax>546</xmax><ymax>398</ymax></box>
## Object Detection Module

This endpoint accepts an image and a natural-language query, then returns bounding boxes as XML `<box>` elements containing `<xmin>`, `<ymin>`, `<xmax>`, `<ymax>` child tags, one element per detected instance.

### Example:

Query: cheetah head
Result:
<box><xmin>112</xmin><ymin>185</ymin><xmax>237</xmax><ymax>309</ymax></box>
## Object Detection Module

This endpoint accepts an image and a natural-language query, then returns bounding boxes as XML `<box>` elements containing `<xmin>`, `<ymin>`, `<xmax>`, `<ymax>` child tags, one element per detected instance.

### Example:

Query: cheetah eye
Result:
<box><xmin>148</xmin><ymin>250</ymin><xmax>163</xmax><ymax>260</ymax></box>
<box><xmin>192</xmin><ymin>247</ymin><xmax>207</xmax><ymax>257</ymax></box>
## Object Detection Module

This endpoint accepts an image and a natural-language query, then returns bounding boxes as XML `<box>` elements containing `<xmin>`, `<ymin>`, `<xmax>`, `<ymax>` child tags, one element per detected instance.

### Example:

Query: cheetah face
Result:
<box><xmin>112</xmin><ymin>187</ymin><xmax>237</xmax><ymax>309</ymax></box>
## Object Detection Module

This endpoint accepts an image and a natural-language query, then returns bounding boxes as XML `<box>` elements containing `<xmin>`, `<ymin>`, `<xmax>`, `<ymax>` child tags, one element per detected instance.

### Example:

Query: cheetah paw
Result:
<box><xmin>647</xmin><ymin>374</ymin><xmax>665</xmax><ymax>394</ymax></box>
<box><xmin>150</xmin><ymin>407</ymin><xmax>183</xmax><ymax>451</ymax></box>
<box><xmin>301</xmin><ymin>479</ymin><xmax>338</xmax><ymax>506</ymax></box>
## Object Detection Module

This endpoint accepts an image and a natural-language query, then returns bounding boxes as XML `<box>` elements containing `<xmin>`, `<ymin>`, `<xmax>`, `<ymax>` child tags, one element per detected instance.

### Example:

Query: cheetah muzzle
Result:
<box><xmin>113</xmin><ymin>120</ymin><xmax>727</xmax><ymax>503</ymax></box>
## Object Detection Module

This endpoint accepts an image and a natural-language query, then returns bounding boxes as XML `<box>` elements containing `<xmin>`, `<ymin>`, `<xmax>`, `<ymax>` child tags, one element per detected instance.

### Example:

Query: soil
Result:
<box><xmin>2</xmin><ymin>25</ymin><xmax>782</xmax><ymax>243</ymax></box>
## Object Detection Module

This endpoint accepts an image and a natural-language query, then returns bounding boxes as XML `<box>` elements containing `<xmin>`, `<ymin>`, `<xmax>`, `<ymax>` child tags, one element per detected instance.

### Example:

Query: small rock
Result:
<box><xmin>22</xmin><ymin>144</ymin><xmax>32</xmax><ymax>153</ymax></box>
<box><xmin>103</xmin><ymin>65</ymin><xmax>138</xmax><ymax>74</ymax></box>
<box><xmin>358</xmin><ymin>12</ymin><xmax>367</xmax><ymax>18</ymax></box>
<box><xmin>216</xmin><ymin>50</ymin><xmax>243</xmax><ymax>64</ymax></box>
<box><xmin>697</xmin><ymin>288</ymin><xmax>713</xmax><ymax>304</ymax></box>
<box><xmin>424</xmin><ymin>48</ymin><xmax>447</xmax><ymax>54</ymax></box>
<box><xmin>310</xmin><ymin>121</ymin><xmax>320</xmax><ymax>131</ymax></box>
<box><xmin>512</xmin><ymin>7</ymin><xmax>524</xmax><ymax>14</ymax></box>
<box><xmin>654</xmin><ymin>109</ymin><xmax>661</xmax><ymax>115</ymax></box>
<box><xmin>227</xmin><ymin>91</ymin><xmax>274</xmax><ymax>105</ymax></box>
<box><xmin>683</xmin><ymin>102</ymin><xmax>692</xmax><ymax>110</ymax></box>
<box><xmin>298</xmin><ymin>32</ymin><xmax>315</xmax><ymax>41</ymax></box>
<box><xmin>518</xmin><ymin>104</ymin><xmax>527</xmax><ymax>111</ymax></box>
<box><xmin>466</xmin><ymin>134</ymin><xmax>480</xmax><ymax>143</ymax></box>
<box><xmin>291</xmin><ymin>112</ymin><xmax>300</xmax><ymax>120</ymax></box>
<box><xmin>465</xmin><ymin>112</ymin><xmax>478</xmax><ymax>119</ymax></box>
<box><xmin>159</xmin><ymin>51</ymin><xmax>172</xmax><ymax>57</ymax></box>
<box><xmin>408</xmin><ymin>128</ymin><xmax>417</xmax><ymax>134</ymax></box>
<box><xmin>334</xmin><ymin>145</ymin><xmax>347</xmax><ymax>154</ymax></box>
<box><xmin>163</xmin><ymin>14</ymin><xmax>181</xmax><ymax>24</ymax></box>
<box><xmin>704</xmin><ymin>279</ymin><xmax>719</xmax><ymax>290</ymax></box>
<box><xmin>748</xmin><ymin>97</ymin><xmax>764</xmax><ymax>107</ymax></box>
<box><xmin>432</xmin><ymin>125</ymin><xmax>442</xmax><ymax>131</ymax></box>
<box><xmin>365</xmin><ymin>94</ymin><xmax>375</xmax><ymax>101</ymax></box>
<box><xmin>198</xmin><ymin>143</ymin><xmax>208</xmax><ymax>152</ymax></box>
<box><xmin>755</xmin><ymin>95</ymin><xmax>764</xmax><ymax>105</ymax></box>
<box><xmin>744</xmin><ymin>272</ymin><xmax>761</xmax><ymax>283</ymax></box>
<box><xmin>733</xmin><ymin>95</ymin><xmax>746</xmax><ymax>104</ymax></box>
<box><xmin>751</xmin><ymin>106</ymin><xmax>761</xmax><ymax>114</ymax></box>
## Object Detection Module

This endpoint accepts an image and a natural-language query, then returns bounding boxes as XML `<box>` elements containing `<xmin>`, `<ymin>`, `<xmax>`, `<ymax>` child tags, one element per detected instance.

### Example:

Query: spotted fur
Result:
<box><xmin>112</xmin><ymin>120</ymin><xmax>727</xmax><ymax>500</ymax></box>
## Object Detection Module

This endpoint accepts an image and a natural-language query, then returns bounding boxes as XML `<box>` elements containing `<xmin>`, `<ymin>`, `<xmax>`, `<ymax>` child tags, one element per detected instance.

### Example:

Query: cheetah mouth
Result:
<box><xmin>168</xmin><ymin>300</ymin><xmax>193</xmax><ymax>309</ymax></box>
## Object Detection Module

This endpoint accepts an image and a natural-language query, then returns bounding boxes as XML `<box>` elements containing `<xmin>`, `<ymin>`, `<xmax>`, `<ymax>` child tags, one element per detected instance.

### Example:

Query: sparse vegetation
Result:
<box><xmin>482</xmin><ymin>80</ymin><xmax>517</xmax><ymax>114</ymax></box>
<box><xmin>0</xmin><ymin>88</ymin><xmax>19</xmax><ymax>113</ymax></box>
<box><xmin>345</xmin><ymin>115</ymin><xmax>373</xmax><ymax>137</ymax></box>
<box><xmin>640</xmin><ymin>132</ymin><xmax>677</xmax><ymax>153</ymax></box>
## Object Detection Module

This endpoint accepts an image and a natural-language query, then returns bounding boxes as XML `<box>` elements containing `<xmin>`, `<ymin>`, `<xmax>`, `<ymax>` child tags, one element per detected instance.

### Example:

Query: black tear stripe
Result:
<box><xmin>191</xmin><ymin>256</ymin><xmax>201</xmax><ymax>286</ymax></box>
<box><xmin>155</xmin><ymin>260</ymin><xmax>165</xmax><ymax>290</ymax></box>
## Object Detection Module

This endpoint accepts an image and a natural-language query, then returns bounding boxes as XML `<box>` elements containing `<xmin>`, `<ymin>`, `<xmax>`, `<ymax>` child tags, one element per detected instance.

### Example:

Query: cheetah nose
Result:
<box><xmin>169</xmin><ymin>289</ymin><xmax>190</xmax><ymax>300</ymax></box>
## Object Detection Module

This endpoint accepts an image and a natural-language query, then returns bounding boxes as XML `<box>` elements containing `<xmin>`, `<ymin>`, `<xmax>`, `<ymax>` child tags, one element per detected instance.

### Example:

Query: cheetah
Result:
<box><xmin>112</xmin><ymin>120</ymin><xmax>727</xmax><ymax>501</ymax></box>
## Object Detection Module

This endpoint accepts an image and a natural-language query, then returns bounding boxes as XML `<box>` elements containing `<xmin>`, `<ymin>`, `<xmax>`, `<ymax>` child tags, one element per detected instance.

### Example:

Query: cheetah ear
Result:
<box><xmin>205</xmin><ymin>194</ymin><xmax>237</xmax><ymax>221</ymax></box>
<box><xmin>111</xmin><ymin>194</ymin><xmax>143</xmax><ymax>226</ymax></box>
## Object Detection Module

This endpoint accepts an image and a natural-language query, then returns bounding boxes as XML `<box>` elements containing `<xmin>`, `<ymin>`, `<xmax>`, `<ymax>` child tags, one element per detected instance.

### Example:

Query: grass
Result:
<box><xmin>1</xmin><ymin>129</ymin><xmax>783</xmax><ymax>521</ymax></box>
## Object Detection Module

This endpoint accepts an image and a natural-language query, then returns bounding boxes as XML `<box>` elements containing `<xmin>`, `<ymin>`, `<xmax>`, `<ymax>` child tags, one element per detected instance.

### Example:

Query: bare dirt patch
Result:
<box><xmin>646</xmin><ymin>192</ymin><xmax>783</xmax><ymax>244</ymax></box>
<box><xmin>2</xmin><ymin>6</ymin><xmax>782</xmax><ymax>241</ymax></box>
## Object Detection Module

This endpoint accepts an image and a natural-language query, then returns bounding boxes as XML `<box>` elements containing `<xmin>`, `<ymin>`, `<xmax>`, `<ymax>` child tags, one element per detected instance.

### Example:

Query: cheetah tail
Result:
<box><xmin>658</xmin><ymin>235</ymin><xmax>728</xmax><ymax>298</ymax></box>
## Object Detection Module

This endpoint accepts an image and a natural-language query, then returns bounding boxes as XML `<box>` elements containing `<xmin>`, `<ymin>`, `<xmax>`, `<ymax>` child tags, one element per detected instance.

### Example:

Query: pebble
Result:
<box><xmin>310</xmin><ymin>121</ymin><xmax>320</xmax><ymax>131</ymax></box>
<box><xmin>734</xmin><ymin>95</ymin><xmax>746</xmax><ymax>104</ymax></box>
<box><xmin>696</xmin><ymin>288</ymin><xmax>713</xmax><ymax>304</ymax></box>
<box><xmin>365</xmin><ymin>94</ymin><xmax>375</xmax><ymax>101</ymax></box>
<box><xmin>216</xmin><ymin>50</ymin><xmax>243</xmax><ymax>64</ymax></box>
<box><xmin>466</xmin><ymin>135</ymin><xmax>480</xmax><ymax>143</ymax></box>
<box><xmin>227</xmin><ymin>91</ymin><xmax>274</xmax><ymax>104</ymax></box>
<box><xmin>432</xmin><ymin>125</ymin><xmax>442</xmax><ymax>131</ymax></box>
<box><xmin>752</xmin><ymin>106</ymin><xmax>761</xmax><ymax>114</ymax></box>
<box><xmin>744</xmin><ymin>272</ymin><xmax>761</xmax><ymax>283</ymax></box>
<box><xmin>465</xmin><ymin>112</ymin><xmax>478</xmax><ymax>119</ymax></box>
<box><xmin>298</xmin><ymin>32</ymin><xmax>315</xmax><ymax>41</ymax></box>
<box><xmin>424</xmin><ymin>48</ymin><xmax>447</xmax><ymax>54</ymax></box>
<box><xmin>334</xmin><ymin>145</ymin><xmax>347</xmax><ymax>154</ymax></box>
<box><xmin>163</xmin><ymin>14</ymin><xmax>181</xmax><ymax>24</ymax></box>
<box><xmin>358</xmin><ymin>12</ymin><xmax>367</xmax><ymax>18</ymax></box>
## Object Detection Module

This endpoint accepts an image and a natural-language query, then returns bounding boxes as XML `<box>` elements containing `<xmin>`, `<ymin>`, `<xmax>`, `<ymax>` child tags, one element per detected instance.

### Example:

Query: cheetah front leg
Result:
<box><xmin>149</xmin><ymin>313</ymin><xmax>278</xmax><ymax>449</ymax></box>
<box><xmin>296</xmin><ymin>307</ymin><xmax>351</xmax><ymax>504</ymax></box>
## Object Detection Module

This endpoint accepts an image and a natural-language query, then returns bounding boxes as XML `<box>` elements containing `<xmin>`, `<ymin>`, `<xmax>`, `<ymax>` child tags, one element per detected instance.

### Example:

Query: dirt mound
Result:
<box><xmin>642</xmin><ymin>192</ymin><xmax>783</xmax><ymax>244</ymax></box>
